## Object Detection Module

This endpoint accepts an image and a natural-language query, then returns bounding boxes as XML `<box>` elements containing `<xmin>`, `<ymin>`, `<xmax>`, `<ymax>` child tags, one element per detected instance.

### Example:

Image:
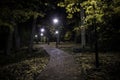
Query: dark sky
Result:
<box><xmin>40</xmin><ymin>2</ymin><xmax>66</xmax><ymax>26</ymax></box>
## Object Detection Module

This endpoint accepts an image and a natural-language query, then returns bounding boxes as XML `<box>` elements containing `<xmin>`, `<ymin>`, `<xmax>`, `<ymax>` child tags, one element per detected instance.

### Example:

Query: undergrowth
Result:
<box><xmin>0</xmin><ymin>47</ymin><xmax>49</xmax><ymax>80</ymax></box>
<box><xmin>61</xmin><ymin>46</ymin><xmax>120</xmax><ymax>80</ymax></box>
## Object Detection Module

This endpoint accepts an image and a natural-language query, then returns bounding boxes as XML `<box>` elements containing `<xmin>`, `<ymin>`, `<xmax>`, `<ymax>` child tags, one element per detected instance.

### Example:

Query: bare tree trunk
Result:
<box><xmin>28</xmin><ymin>17</ymin><xmax>36</xmax><ymax>53</ymax></box>
<box><xmin>80</xmin><ymin>7</ymin><xmax>86</xmax><ymax>48</ymax></box>
<box><xmin>14</xmin><ymin>25</ymin><xmax>20</xmax><ymax>50</ymax></box>
<box><xmin>74</xmin><ymin>30</ymin><xmax>81</xmax><ymax>44</ymax></box>
<box><xmin>6</xmin><ymin>30</ymin><xmax>13</xmax><ymax>55</ymax></box>
<box><xmin>93</xmin><ymin>5</ymin><xmax>99</xmax><ymax>68</ymax></box>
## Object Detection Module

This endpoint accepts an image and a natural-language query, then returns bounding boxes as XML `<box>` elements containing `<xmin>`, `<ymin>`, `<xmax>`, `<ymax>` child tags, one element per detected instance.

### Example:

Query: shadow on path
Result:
<box><xmin>36</xmin><ymin>45</ymin><xmax>81</xmax><ymax>80</ymax></box>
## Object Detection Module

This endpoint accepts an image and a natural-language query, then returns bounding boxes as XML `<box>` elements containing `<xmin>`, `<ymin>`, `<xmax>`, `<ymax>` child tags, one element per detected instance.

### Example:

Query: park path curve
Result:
<box><xmin>36</xmin><ymin>45</ymin><xmax>81</xmax><ymax>80</ymax></box>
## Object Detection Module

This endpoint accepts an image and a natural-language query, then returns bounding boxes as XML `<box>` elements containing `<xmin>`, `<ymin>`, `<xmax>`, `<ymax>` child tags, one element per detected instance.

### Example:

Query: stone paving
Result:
<box><xmin>36</xmin><ymin>45</ymin><xmax>81</xmax><ymax>80</ymax></box>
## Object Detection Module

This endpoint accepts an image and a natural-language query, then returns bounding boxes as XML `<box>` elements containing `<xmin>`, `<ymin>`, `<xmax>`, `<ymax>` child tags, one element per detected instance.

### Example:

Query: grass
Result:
<box><xmin>0</xmin><ymin>47</ymin><xmax>49</xmax><ymax>80</ymax></box>
<box><xmin>59</xmin><ymin>42</ymin><xmax>120</xmax><ymax>80</ymax></box>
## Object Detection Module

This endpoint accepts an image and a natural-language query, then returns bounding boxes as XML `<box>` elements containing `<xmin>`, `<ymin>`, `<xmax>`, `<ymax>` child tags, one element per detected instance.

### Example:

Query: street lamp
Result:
<box><xmin>40</xmin><ymin>33</ymin><xmax>43</xmax><ymax>36</ymax></box>
<box><xmin>34</xmin><ymin>35</ymin><xmax>38</xmax><ymax>43</ymax></box>
<box><xmin>55</xmin><ymin>30</ymin><xmax>59</xmax><ymax>34</ymax></box>
<box><xmin>40</xmin><ymin>28</ymin><xmax>45</xmax><ymax>43</ymax></box>
<box><xmin>55</xmin><ymin>30</ymin><xmax>59</xmax><ymax>48</ymax></box>
<box><xmin>35</xmin><ymin>35</ymin><xmax>38</xmax><ymax>38</ymax></box>
<box><xmin>41</xmin><ymin>28</ymin><xmax>45</xmax><ymax>33</ymax></box>
<box><xmin>53</xmin><ymin>18</ymin><xmax>58</xmax><ymax>24</ymax></box>
<box><xmin>53</xmin><ymin>18</ymin><xmax>59</xmax><ymax>48</ymax></box>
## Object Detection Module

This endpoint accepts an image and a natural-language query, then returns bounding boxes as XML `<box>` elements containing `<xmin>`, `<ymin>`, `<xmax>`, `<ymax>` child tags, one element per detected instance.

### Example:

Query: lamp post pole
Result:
<box><xmin>53</xmin><ymin>18</ymin><xmax>59</xmax><ymax>48</ymax></box>
<box><xmin>40</xmin><ymin>28</ymin><xmax>45</xmax><ymax>43</ymax></box>
<box><xmin>55</xmin><ymin>30</ymin><xmax>59</xmax><ymax>47</ymax></box>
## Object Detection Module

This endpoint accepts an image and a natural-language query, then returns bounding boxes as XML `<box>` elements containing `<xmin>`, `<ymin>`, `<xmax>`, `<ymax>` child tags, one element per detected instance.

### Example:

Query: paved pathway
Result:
<box><xmin>36</xmin><ymin>45</ymin><xmax>81</xmax><ymax>80</ymax></box>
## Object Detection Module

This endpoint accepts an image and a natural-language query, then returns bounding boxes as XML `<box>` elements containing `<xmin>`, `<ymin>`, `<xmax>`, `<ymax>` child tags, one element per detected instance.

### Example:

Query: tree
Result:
<box><xmin>99</xmin><ymin>0</ymin><xmax>120</xmax><ymax>51</ymax></box>
<box><xmin>0</xmin><ymin>0</ymin><xmax>45</xmax><ymax>54</ymax></box>
<box><xmin>81</xmin><ymin>0</ymin><xmax>106</xmax><ymax>68</ymax></box>
<box><xmin>58</xmin><ymin>0</ymin><xmax>108</xmax><ymax>68</ymax></box>
<box><xmin>58</xmin><ymin>0</ymin><xmax>86</xmax><ymax>47</ymax></box>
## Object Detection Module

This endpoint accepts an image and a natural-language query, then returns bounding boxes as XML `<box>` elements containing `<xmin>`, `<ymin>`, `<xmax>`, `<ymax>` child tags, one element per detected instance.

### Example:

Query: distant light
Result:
<box><xmin>35</xmin><ymin>35</ymin><xmax>38</xmax><ymax>38</ymax></box>
<box><xmin>53</xmin><ymin>18</ymin><xmax>58</xmax><ymax>24</ymax></box>
<box><xmin>41</xmin><ymin>33</ymin><xmax>43</xmax><ymax>36</ymax></box>
<box><xmin>41</xmin><ymin>28</ymin><xmax>45</xmax><ymax>32</ymax></box>
<box><xmin>55</xmin><ymin>30</ymin><xmax>59</xmax><ymax>34</ymax></box>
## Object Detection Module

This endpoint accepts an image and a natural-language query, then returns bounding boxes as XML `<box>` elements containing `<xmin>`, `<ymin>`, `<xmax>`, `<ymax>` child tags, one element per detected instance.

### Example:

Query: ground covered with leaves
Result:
<box><xmin>60</xmin><ymin>42</ymin><xmax>120</xmax><ymax>80</ymax></box>
<box><xmin>0</xmin><ymin>47</ymin><xmax>49</xmax><ymax>80</ymax></box>
<box><xmin>75</xmin><ymin>52</ymin><xmax>120</xmax><ymax>80</ymax></box>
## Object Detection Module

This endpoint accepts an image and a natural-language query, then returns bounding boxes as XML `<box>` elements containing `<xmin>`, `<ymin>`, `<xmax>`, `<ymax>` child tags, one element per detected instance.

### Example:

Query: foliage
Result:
<box><xmin>75</xmin><ymin>53</ymin><xmax>120</xmax><ymax>80</ymax></box>
<box><xmin>58</xmin><ymin>0</ymin><xmax>120</xmax><ymax>50</ymax></box>
<box><xmin>81</xmin><ymin>0</ymin><xmax>106</xmax><ymax>27</ymax></box>
<box><xmin>0</xmin><ymin>0</ymin><xmax>50</xmax><ymax>53</ymax></box>
<box><xmin>58</xmin><ymin>0</ymin><xmax>106</xmax><ymax>28</ymax></box>
<box><xmin>0</xmin><ymin>0</ymin><xmax>46</xmax><ymax>31</ymax></box>
<box><xmin>58</xmin><ymin>0</ymin><xmax>80</xmax><ymax>18</ymax></box>
<box><xmin>60</xmin><ymin>42</ymin><xmax>120</xmax><ymax>80</ymax></box>
<box><xmin>97</xmin><ymin>0</ymin><xmax>120</xmax><ymax>51</ymax></box>
<box><xmin>0</xmin><ymin>47</ymin><xmax>49</xmax><ymax>80</ymax></box>
<box><xmin>64</xmin><ymin>31</ymin><xmax>72</xmax><ymax>41</ymax></box>
<box><xmin>0</xmin><ymin>20</ymin><xmax>14</xmax><ymax>32</ymax></box>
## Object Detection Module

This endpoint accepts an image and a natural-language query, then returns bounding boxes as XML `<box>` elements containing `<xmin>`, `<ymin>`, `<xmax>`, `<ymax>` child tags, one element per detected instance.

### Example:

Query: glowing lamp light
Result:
<box><xmin>41</xmin><ymin>33</ymin><xmax>43</xmax><ymax>36</ymax></box>
<box><xmin>41</xmin><ymin>28</ymin><xmax>45</xmax><ymax>32</ymax></box>
<box><xmin>53</xmin><ymin>18</ymin><xmax>58</xmax><ymax>24</ymax></box>
<box><xmin>35</xmin><ymin>35</ymin><xmax>38</xmax><ymax>38</ymax></box>
<box><xmin>55</xmin><ymin>30</ymin><xmax>59</xmax><ymax>34</ymax></box>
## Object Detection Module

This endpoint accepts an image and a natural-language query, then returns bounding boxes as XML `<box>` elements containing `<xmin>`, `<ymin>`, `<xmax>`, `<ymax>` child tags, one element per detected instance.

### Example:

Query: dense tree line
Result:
<box><xmin>0</xmin><ymin>0</ymin><xmax>57</xmax><ymax>54</ymax></box>
<box><xmin>0</xmin><ymin>0</ymin><xmax>120</xmax><ymax>55</ymax></box>
<box><xmin>58</xmin><ymin>0</ymin><xmax>120</xmax><ymax>51</ymax></box>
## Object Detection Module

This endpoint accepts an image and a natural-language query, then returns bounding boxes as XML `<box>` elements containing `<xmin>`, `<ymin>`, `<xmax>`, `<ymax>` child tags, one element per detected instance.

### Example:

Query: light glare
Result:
<box><xmin>53</xmin><ymin>18</ymin><xmax>58</xmax><ymax>24</ymax></box>
<box><xmin>35</xmin><ymin>35</ymin><xmax>38</xmax><ymax>38</ymax></box>
<box><xmin>41</xmin><ymin>28</ymin><xmax>45</xmax><ymax>32</ymax></box>
<box><xmin>41</xmin><ymin>33</ymin><xmax>43</xmax><ymax>36</ymax></box>
<box><xmin>55</xmin><ymin>30</ymin><xmax>59</xmax><ymax>34</ymax></box>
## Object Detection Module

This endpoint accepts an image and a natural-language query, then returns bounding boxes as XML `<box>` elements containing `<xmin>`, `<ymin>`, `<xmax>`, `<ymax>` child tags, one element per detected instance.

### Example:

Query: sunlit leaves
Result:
<box><xmin>57</xmin><ymin>2</ymin><xmax>65</xmax><ymax>7</ymax></box>
<box><xmin>67</xmin><ymin>14</ymin><xmax>73</xmax><ymax>18</ymax></box>
<box><xmin>66</xmin><ymin>3</ymin><xmax>80</xmax><ymax>13</ymax></box>
<box><xmin>73</xmin><ymin>26</ymin><xmax>81</xmax><ymax>32</ymax></box>
<box><xmin>81</xmin><ymin>0</ymin><xmax>105</xmax><ymax>27</ymax></box>
<box><xmin>58</xmin><ymin>0</ymin><xmax>80</xmax><ymax>19</ymax></box>
<box><xmin>64</xmin><ymin>31</ymin><xmax>72</xmax><ymax>40</ymax></box>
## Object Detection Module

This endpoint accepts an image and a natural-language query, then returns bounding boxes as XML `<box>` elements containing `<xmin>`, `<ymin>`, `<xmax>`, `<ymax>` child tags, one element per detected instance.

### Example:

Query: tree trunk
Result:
<box><xmin>80</xmin><ymin>7</ymin><xmax>86</xmax><ymax>48</ymax></box>
<box><xmin>6</xmin><ymin>30</ymin><xmax>13</xmax><ymax>55</ymax></box>
<box><xmin>94</xmin><ymin>23</ymin><xmax>99</xmax><ymax>68</ymax></box>
<box><xmin>93</xmin><ymin>5</ymin><xmax>99</xmax><ymax>68</ymax></box>
<box><xmin>28</xmin><ymin>17</ymin><xmax>36</xmax><ymax>53</ymax></box>
<box><xmin>47</xmin><ymin>37</ymin><xmax>50</xmax><ymax>45</ymax></box>
<box><xmin>74</xmin><ymin>32</ymin><xmax>78</xmax><ymax>43</ymax></box>
<box><xmin>14</xmin><ymin>25</ymin><xmax>20</xmax><ymax>50</ymax></box>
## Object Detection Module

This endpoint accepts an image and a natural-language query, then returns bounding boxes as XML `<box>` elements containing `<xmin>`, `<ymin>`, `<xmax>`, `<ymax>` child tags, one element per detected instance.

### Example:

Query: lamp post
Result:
<box><xmin>53</xmin><ymin>18</ymin><xmax>59</xmax><ymax>48</ymax></box>
<box><xmin>35</xmin><ymin>35</ymin><xmax>38</xmax><ymax>38</ymax></box>
<box><xmin>34</xmin><ymin>34</ymin><xmax>38</xmax><ymax>43</ymax></box>
<box><xmin>40</xmin><ymin>28</ymin><xmax>45</xmax><ymax>43</ymax></box>
<box><xmin>40</xmin><ymin>33</ymin><xmax>43</xmax><ymax>36</ymax></box>
<box><xmin>55</xmin><ymin>30</ymin><xmax>59</xmax><ymax>47</ymax></box>
<box><xmin>53</xmin><ymin>18</ymin><xmax>58</xmax><ymax>24</ymax></box>
<box><xmin>41</xmin><ymin>28</ymin><xmax>45</xmax><ymax>33</ymax></box>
